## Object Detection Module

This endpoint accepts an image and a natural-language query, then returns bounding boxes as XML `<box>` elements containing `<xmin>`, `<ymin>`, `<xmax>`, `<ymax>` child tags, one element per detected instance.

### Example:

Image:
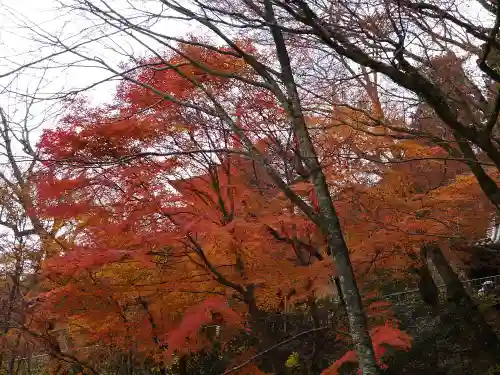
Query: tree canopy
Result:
<box><xmin>1</xmin><ymin>1</ymin><xmax>500</xmax><ymax>375</ymax></box>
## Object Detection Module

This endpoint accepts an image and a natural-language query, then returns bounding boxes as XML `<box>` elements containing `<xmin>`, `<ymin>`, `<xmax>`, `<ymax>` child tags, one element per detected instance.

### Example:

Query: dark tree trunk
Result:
<box><xmin>8</xmin><ymin>358</ymin><xmax>15</xmax><ymax>375</ymax></box>
<box><xmin>178</xmin><ymin>355</ymin><xmax>187</xmax><ymax>375</ymax></box>
<box><xmin>418</xmin><ymin>247</ymin><xmax>440</xmax><ymax>311</ymax></box>
<box><xmin>454</xmin><ymin>133</ymin><xmax>500</xmax><ymax>211</ymax></box>
<box><xmin>423</xmin><ymin>243</ymin><xmax>500</xmax><ymax>355</ymax></box>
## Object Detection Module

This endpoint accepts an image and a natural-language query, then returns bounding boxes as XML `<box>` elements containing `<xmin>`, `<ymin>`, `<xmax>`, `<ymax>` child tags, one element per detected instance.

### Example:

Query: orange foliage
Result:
<box><xmin>32</xmin><ymin>41</ymin><xmax>334</xmax><ymax>364</ymax></box>
<box><xmin>31</xmin><ymin>40</ymin><xmax>495</xmax><ymax>373</ymax></box>
<box><xmin>313</xmin><ymin>112</ymin><xmax>495</xmax><ymax>276</ymax></box>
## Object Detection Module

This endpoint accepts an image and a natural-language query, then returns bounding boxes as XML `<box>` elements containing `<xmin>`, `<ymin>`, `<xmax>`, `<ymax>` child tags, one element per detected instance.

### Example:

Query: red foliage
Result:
<box><xmin>30</xmin><ymin>39</ymin><xmax>494</xmax><ymax>373</ymax></box>
<box><xmin>31</xmin><ymin>41</ymin><xmax>335</xmax><ymax>364</ymax></box>
<box><xmin>165</xmin><ymin>297</ymin><xmax>245</xmax><ymax>358</ymax></box>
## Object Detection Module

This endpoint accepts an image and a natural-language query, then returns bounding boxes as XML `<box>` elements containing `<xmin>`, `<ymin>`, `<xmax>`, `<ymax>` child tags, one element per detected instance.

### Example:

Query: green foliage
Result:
<box><xmin>285</xmin><ymin>352</ymin><xmax>300</xmax><ymax>368</ymax></box>
<box><xmin>486</xmin><ymin>363</ymin><xmax>500</xmax><ymax>375</ymax></box>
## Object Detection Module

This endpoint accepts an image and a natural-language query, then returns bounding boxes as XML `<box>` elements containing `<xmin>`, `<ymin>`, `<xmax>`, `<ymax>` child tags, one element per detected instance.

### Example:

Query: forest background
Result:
<box><xmin>1</xmin><ymin>1</ymin><xmax>500</xmax><ymax>375</ymax></box>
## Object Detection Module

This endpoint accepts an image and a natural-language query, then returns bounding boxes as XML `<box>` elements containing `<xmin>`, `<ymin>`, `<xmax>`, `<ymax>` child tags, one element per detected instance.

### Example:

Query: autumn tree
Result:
<box><xmin>0</xmin><ymin>79</ymin><xmax>90</xmax><ymax>373</ymax></box>
<box><xmin>30</xmin><ymin>0</ymin><xmax>497</xmax><ymax>210</ymax></box>
<box><xmin>32</xmin><ymin>45</ymin><xmax>352</xmax><ymax>374</ymax></box>
<box><xmin>5</xmin><ymin>0</ymin><xmax>500</xmax><ymax>372</ymax></box>
<box><xmin>272</xmin><ymin>0</ymin><xmax>500</xmax><ymax>209</ymax></box>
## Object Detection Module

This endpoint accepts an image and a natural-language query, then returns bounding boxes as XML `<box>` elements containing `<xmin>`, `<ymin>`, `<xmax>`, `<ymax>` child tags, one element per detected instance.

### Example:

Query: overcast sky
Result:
<box><xmin>0</xmin><ymin>0</ymin><xmax>199</xmax><ymax>136</ymax></box>
<box><xmin>0</xmin><ymin>0</ymin><xmax>113</xmax><ymax>137</ymax></box>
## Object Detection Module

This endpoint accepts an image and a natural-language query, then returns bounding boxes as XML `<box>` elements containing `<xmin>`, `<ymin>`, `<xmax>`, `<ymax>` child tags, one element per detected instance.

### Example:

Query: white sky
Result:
<box><xmin>0</xmin><ymin>0</ymin><xmax>111</xmax><ymax>141</ymax></box>
<box><xmin>0</xmin><ymin>0</ymin><xmax>198</xmax><ymax>137</ymax></box>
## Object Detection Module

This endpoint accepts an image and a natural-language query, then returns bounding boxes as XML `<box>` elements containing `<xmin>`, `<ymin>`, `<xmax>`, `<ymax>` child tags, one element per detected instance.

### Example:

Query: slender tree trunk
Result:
<box><xmin>304</xmin><ymin>298</ymin><xmax>320</xmax><ymax>375</ymax></box>
<box><xmin>8</xmin><ymin>358</ymin><xmax>15</xmax><ymax>375</ymax></box>
<box><xmin>127</xmin><ymin>350</ymin><xmax>133</xmax><ymax>375</ymax></box>
<box><xmin>328</xmin><ymin>241</ymin><xmax>379</xmax><ymax>375</ymax></box>
<box><xmin>261</xmin><ymin>2</ymin><xmax>379</xmax><ymax>373</ymax></box>
<box><xmin>178</xmin><ymin>355</ymin><xmax>187</xmax><ymax>375</ymax></box>
<box><xmin>423</xmin><ymin>243</ymin><xmax>500</xmax><ymax>354</ymax></box>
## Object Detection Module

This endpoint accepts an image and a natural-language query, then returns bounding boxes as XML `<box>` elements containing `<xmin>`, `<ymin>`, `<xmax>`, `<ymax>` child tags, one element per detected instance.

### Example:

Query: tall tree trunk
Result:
<box><xmin>8</xmin><ymin>358</ymin><xmax>15</xmax><ymax>375</ymax></box>
<box><xmin>328</xmin><ymin>241</ymin><xmax>379</xmax><ymax>375</ymax></box>
<box><xmin>304</xmin><ymin>297</ymin><xmax>320</xmax><ymax>375</ymax></box>
<box><xmin>417</xmin><ymin>247</ymin><xmax>440</xmax><ymax>312</ymax></box>
<box><xmin>423</xmin><ymin>243</ymin><xmax>500</xmax><ymax>354</ymax></box>
<box><xmin>127</xmin><ymin>350</ymin><xmax>133</xmax><ymax>375</ymax></box>
<box><xmin>178</xmin><ymin>355</ymin><xmax>187</xmax><ymax>375</ymax></box>
<box><xmin>262</xmin><ymin>2</ymin><xmax>379</xmax><ymax>373</ymax></box>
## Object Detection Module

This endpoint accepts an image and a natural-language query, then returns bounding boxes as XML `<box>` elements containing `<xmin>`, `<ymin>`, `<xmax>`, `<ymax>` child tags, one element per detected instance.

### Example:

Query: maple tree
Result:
<box><xmin>28</xmin><ymin>30</ymin><xmax>500</xmax><ymax>373</ymax></box>
<box><xmin>0</xmin><ymin>87</ymin><xmax>93</xmax><ymax>374</ymax></box>
<box><xmin>40</xmin><ymin>0</ymin><xmax>500</xmax><ymax>212</ymax></box>
<box><xmin>4</xmin><ymin>0</ymin><xmax>500</xmax><ymax>372</ymax></box>
<box><xmin>32</xmin><ymin>43</ymin><xmax>345</xmax><ymax>374</ymax></box>
<box><xmin>292</xmin><ymin>104</ymin><xmax>495</xmax><ymax>279</ymax></box>
<box><xmin>39</xmin><ymin>41</ymin><xmax>480</xmax><ymax>374</ymax></box>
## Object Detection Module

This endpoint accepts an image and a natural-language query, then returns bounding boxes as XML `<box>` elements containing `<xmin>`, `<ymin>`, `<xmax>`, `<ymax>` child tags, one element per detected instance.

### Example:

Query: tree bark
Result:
<box><xmin>261</xmin><ymin>2</ymin><xmax>379</xmax><ymax>373</ymax></box>
<box><xmin>417</xmin><ymin>248</ymin><xmax>440</xmax><ymax>311</ymax></box>
<box><xmin>178</xmin><ymin>355</ymin><xmax>187</xmax><ymax>375</ymax></box>
<box><xmin>453</xmin><ymin>133</ymin><xmax>500</xmax><ymax>211</ymax></box>
<box><xmin>329</xmin><ymin>242</ymin><xmax>379</xmax><ymax>375</ymax></box>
